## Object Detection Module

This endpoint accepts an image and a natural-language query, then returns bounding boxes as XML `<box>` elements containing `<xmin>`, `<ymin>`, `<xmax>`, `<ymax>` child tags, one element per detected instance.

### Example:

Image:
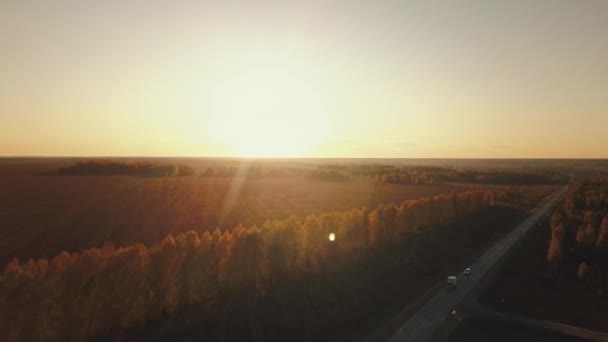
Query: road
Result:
<box><xmin>385</xmin><ymin>185</ymin><xmax>569</xmax><ymax>342</ymax></box>
<box><xmin>470</xmin><ymin>302</ymin><xmax>608</xmax><ymax>342</ymax></box>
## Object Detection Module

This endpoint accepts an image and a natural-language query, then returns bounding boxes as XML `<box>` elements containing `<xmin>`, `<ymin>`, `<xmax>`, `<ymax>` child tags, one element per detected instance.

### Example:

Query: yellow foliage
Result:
<box><xmin>0</xmin><ymin>190</ymin><xmax>494</xmax><ymax>341</ymax></box>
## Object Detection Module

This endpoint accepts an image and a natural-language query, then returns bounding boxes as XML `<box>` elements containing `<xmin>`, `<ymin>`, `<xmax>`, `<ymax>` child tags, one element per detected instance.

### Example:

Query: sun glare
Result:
<box><xmin>210</xmin><ymin>68</ymin><xmax>330</xmax><ymax>157</ymax></box>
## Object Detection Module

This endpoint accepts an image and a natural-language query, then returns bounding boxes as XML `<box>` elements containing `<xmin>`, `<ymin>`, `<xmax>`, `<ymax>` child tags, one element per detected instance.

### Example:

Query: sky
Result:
<box><xmin>1</xmin><ymin>0</ymin><xmax>607</xmax><ymax>158</ymax></box>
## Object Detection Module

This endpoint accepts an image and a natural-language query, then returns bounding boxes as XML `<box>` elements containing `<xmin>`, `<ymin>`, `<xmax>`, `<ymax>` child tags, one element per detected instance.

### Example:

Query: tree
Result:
<box><xmin>596</xmin><ymin>217</ymin><xmax>608</xmax><ymax>249</ymax></box>
<box><xmin>0</xmin><ymin>189</ymin><xmax>497</xmax><ymax>341</ymax></box>
<box><xmin>548</xmin><ymin>223</ymin><xmax>566</xmax><ymax>266</ymax></box>
<box><xmin>576</xmin><ymin>224</ymin><xmax>597</xmax><ymax>249</ymax></box>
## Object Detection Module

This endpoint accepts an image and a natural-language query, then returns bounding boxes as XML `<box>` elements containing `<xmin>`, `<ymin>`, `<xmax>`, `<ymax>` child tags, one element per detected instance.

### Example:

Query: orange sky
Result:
<box><xmin>1</xmin><ymin>1</ymin><xmax>607</xmax><ymax>158</ymax></box>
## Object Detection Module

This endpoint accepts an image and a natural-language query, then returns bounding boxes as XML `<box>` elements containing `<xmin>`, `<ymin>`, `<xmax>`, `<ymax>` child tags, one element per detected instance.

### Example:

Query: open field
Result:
<box><xmin>0</xmin><ymin>158</ymin><xmax>557</xmax><ymax>266</ymax></box>
<box><xmin>0</xmin><ymin>163</ymin><xmax>469</xmax><ymax>265</ymax></box>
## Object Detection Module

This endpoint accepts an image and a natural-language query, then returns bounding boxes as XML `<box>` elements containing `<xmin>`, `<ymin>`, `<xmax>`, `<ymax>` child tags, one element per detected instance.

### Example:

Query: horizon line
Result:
<box><xmin>1</xmin><ymin>155</ymin><xmax>607</xmax><ymax>161</ymax></box>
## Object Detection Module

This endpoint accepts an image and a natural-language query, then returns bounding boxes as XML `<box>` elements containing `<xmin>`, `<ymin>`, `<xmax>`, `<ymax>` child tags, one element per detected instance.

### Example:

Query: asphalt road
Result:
<box><xmin>386</xmin><ymin>186</ymin><xmax>569</xmax><ymax>342</ymax></box>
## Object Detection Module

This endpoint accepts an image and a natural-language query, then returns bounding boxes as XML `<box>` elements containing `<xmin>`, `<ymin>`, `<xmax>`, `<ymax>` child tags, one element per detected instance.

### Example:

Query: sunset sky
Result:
<box><xmin>1</xmin><ymin>1</ymin><xmax>607</xmax><ymax>158</ymax></box>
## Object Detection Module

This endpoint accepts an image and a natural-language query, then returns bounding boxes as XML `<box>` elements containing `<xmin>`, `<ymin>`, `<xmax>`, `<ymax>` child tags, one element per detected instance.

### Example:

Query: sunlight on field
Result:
<box><xmin>209</xmin><ymin>67</ymin><xmax>331</xmax><ymax>157</ymax></box>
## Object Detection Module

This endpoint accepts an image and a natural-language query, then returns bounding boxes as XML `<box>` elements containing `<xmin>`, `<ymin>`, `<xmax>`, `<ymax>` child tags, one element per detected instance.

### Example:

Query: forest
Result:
<box><xmin>201</xmin><ymin>165</ymin><xmax>294</xmax><ymax>178</ymax></box>
<box><xmin>480</xmin><ymin>178</ymin><xmax>608</xmax><ymax>332</ymax></box>
<box><xmin>547</xmin><ymin>180</ymin><xmax>608</xmax><ymax>288</ymax></box>
<box><xmin>373</xmin><ymin>167</ymin><xmax>568</xmax><ymax>186</ymax></box>
<box><xmin>201</xmin><ymin>165</ymin><xmax>351</xmax><ymax>182</ymax></box>
<box><xmin>0</xmin><ymin>190</ymin><xmax>494</xmax><ymax>341</ymax></box>
<box><xmin>190</xmin><ymin>162</ymin><xmax>568</xmax><ymax>186</ymax></box>
<box><xmin>58</xmin><ymin>161</ymin><xmax>195</xmax><ymax>177</ymax></box>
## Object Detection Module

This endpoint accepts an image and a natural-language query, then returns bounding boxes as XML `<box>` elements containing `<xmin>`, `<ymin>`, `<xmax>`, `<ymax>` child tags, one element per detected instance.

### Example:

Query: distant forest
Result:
<box><xmin>201</xmin><ymin>163</ymin><xmax>568</xmax><ymax>186</ymax></box>
<box><xmin>56</xmin><ymin>160</ymin><xmax>569</xmax><ymax>186</ymax></box>
<box><xmin>200</xmin><ymin>165</ymin><xmax>351</xmax><ymax>182</ymax></box>
<box><xmin>372</xmin><ymin>167</ymin><xmax>568</xmax><ymax>186</ymax></box>
<box><xmin>201</xmin><ymin>165</ymin><xmax>293</xmax><ymax>178</ymax></box>
<box><xmin>58</xmin><ymin>161</ymin><xmax>194</xmax><ymax>177</ymax></box>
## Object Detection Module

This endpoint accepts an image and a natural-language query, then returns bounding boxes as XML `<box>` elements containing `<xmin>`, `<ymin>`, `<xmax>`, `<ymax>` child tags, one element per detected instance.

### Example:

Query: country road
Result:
<box><xmin>385</xmin><ymin>185</ymin><xmax>569</xmax><ymax>342</ymax></box>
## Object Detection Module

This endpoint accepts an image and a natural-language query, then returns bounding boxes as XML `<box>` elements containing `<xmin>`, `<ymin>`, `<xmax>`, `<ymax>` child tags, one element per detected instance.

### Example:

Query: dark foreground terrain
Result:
<box><xmin>480</xmin><ymin>179</ymin><xmax>608</xmax><ymax>332</ymax></box>
<box><xmin>105</xmin><ymin>206</ymin><xmax>529</xmax><ymax>342</ymax></box>
<box><xmin>447</xmin><ymin>317</ymin><xmax>588</xmax><ymax>342</ymax></box>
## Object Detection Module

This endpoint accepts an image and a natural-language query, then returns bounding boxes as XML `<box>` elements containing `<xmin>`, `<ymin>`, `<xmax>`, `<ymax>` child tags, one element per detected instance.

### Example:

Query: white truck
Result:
<box><xmin>447</xmin><ymin>276</ymin><xmax>458</xmax><ymax>290</ymax></box>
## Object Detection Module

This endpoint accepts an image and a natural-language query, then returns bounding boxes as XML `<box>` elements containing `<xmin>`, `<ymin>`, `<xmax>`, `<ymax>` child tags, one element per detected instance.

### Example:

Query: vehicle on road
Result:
<box><xmin>464</xmin><ymin>268</ymin><xmax>471</xmax><ymax>276</ymax></box>
<box><xmin>447</xmin><ymin>276</ymin><xmax>457</xmax><ymax>290</ymax></box>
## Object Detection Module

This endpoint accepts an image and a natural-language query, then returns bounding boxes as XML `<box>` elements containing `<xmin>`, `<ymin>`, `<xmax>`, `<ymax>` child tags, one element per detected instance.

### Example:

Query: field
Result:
<box><xmin>0</xmin><ymin>158</ymin><xmax>560</xmax><ymax>267</ymax></box>
<box><xmin>0</xmin><ymin>158</ymin><xmax>508</xmax><ymax>266</ymax></box>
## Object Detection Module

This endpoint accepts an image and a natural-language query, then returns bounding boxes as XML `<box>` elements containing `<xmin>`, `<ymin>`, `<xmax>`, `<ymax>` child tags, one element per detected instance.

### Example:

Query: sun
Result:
<box><xmin>209</xmin><ymin>68</ymin><xmax>330</xmax><ymax>157</ymax></box>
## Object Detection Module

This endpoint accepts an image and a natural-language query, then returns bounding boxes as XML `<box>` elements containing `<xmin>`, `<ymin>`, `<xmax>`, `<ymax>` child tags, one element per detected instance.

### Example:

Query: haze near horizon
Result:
<box><xmin>1</xmin><ymin>1</ymin><xmax>607</xmax><ymax>158</ymax></box>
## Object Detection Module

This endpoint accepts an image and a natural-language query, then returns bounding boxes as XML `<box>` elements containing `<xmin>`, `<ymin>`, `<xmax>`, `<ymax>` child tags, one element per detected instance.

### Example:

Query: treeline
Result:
<box><xmin>453</xmin><ymin>170</ymin><xmax>567</xmax><ymax>185</ymax></box>
<box><xmin>201</xmin><ymin>165</ymin><xmax>293</xmax><ymax>179</ymax></box>
<box><xmin>350</xmin><ymin>164</ymin><xmax>399</xmax><ymax>177</ymax></box>
<box><xmin>373</xmin><ymin>167</ymin><xmax>568</xmax><ymax>186</ymax></box>
<box><xmin>0</xmin><ymin>190</ymin><xmax>494</xmax><ymax>341</ymax></box>
<box><xmin>374</xmin><ymin>171</ymin><xmax>440</xmax><ymax>185</ymax></box>
<box><xmin>201</xmin><ymin>165</ymin><xmax>352</xmax><ymax>182</ymax></box>
<box><xmin>58</xmin><ymin>161</ymin><xmax>194</xmax><ymax>177</ymax></box>
<box><xmin>547</xmin><ymin>180</ymin><xmax>608</xmax><ymax>291</ymax></box>
<box><xmin>306</xmin><ymin>169</ymin><xmax>351</xmax><ymax>182</ymax></box>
